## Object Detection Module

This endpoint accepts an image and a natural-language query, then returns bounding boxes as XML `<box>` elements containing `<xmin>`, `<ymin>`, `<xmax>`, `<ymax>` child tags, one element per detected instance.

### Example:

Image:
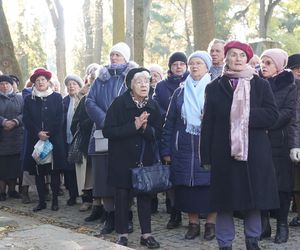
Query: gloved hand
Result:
<box><xmin>290</xmin><ymin>148</ymin><xmax>300</xmax><ymax>163</ymax></box>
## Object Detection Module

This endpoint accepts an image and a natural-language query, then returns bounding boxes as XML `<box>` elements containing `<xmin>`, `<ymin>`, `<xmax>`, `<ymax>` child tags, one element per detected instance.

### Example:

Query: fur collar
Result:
<box><xmin>268</xmin><ymin>70</ymin><xmax>294</xmax><ymax>92</ymax></box>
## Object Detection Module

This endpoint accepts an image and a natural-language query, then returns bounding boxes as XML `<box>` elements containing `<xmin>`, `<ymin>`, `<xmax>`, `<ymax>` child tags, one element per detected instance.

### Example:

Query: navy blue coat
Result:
<box><xmin>85</xmin><ymin>62</ymin><xmax>138</xmax><ymax>154</ymax></box>
<box><xmin>200</xmin><ymin>75</ymin><xmax>279</xmax><ymax>212</ymax></box>
<box><xmin>160</xmin><ymin>86</ymin><xmax>210</xmax><ymax>187</ymax></box>
<box><xmin>22</xmin><ymin>92</ymin><xmax>67</xmax><ymax>174</ymax></box>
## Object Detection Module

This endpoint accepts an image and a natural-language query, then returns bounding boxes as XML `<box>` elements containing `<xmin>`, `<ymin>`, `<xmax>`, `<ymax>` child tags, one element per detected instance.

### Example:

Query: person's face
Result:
<box><xmin>188</xmin><ymin>57</ymin><xmax>208</xmax><ymax>80</ymax></box>
<box><xmin>210</xmin><ymin>43</ymin><xmax>224</xmax><ymax>66</ymax></box>
<box><xmin>34</xmin><ymin>76</ymin><xmax>49</xmax><ymax>92</ymax></box>
<box><xmin>150</xmin><ymin>71</ymin><xmax>162</xmax><ymax>88</ymax></box>
<box><xmin>131</xmin><ymin>74</ymin><xmax>150</xmax><ymax>99</ymax></box>
<box><xmin>260</xmin><ymin>56</ymin><xmax>278</xmax><ymax>78</ymax></box>
<box><xmin>226</xmin><ymin>48</ymin><xmax>248</xmax><ymax>72</ymax></box>
<box><xmin>110</xmin><ymin>51</ymin><xmax>126</xmax><ymax>65</ymax></box>
<box><xmin>67</xmin><ymin>80</ymin><xmax>80</xmax><ymax>96</ymax></box>
<box><xmin>170</xmin><ymin>61</ymin><xmax>187</xmax><ymax>76</ymax></box>
<box><xmin>0</xmin><ymin>81</ymin><xmax>13</xmax><ymax>93</ymax></box>
<box><xmin>291</xmin><ymin>66</ymin><xmax>300</xmax><ymax>80</ymax></box>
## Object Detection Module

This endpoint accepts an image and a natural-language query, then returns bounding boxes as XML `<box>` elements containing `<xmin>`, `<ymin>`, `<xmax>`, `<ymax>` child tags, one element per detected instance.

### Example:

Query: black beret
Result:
<box><xmin>0</xmin><ymin>74</ymin><xmax>14</xmax><ymax>85</ymax></box>
<box><xmin>125</xmin><ymin>67</ymin><xmax>150</xmax><ymax>89</ymax></box>
<box><xmin>287</xmin><ymin>54</ymin><xmax>300</xmax><ymax>69</ymax></box>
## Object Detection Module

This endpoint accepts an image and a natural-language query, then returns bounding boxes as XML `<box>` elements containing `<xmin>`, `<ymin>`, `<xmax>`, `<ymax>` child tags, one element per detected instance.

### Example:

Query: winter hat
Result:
<box><xmin>64</xmin><ymin>74</ymin><xmax>83</xmax><ymax>88</ymax></box>
<box><xmin>188</xmin><ymin>50</ymin><xmax>212</xmax><ymax>70</ymax></box>
<box><xmin>168</xmin><ymin>52</ymin><xmax>187</xmax><ymax>69</ymax></box>
<box><xmin>0</xmin><ymin>74</ymin><xmax>14</xmax><ymax>85</ymax></box>
<box><xmin>9</xmin><ymin>74</ymin><xmax>20</xmax><ymax>86</ymax></box>
<box><xmin>260</xmin><ymin>48</ymin><xmax>288</xmax><ymax>72</ymax></box>
<box><xmin>110</xmin><ymin>42</ymin><xmax>130</xmax><ymax>62</ymax></box>
<box><xmin>224</xmin><ymin>40</ymin><xmax>254</xmax><ymax>62</ymax></box>
<box><xmin>125</xmin><ymin>67</ymin><xmax>150</xmax><ymax>89</ymax></box>
<box><xmin>30</xmin><ymin>67</ymin><xmax>52</xmax><ymax>83</ymax></box>
<box><xmin>287</xmin><ymin>54</ymin><xmax>300</xmax><ymax>69</ymax></box>
<box><xmin>148</xmin><ymin>64</ymin><xmax>164</xmax><ymax>79</ymax></box>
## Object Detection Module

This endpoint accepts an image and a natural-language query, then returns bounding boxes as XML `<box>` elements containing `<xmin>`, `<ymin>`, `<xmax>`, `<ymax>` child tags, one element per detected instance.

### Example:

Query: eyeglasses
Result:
<box><xmin>134</xmin><ymin>80</ymin><xmax>150</xmax><ymax>86</ymax></box>
<box><xmin>188</xmin><ymin>61</ymin><xmax>206</xmax><ymax>67</ymax></box>
<box><xmin>172</xmin><ymin>62</ymin><xmax>186</xmax><ymax>67</ymax></box>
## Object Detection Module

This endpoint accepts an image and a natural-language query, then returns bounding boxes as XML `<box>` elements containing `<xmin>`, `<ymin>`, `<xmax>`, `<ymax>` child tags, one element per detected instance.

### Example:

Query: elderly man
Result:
<box><xmin>207</xmin><ymin>38</ymin><xmax>225</xmax><ymax>80</ymax></box>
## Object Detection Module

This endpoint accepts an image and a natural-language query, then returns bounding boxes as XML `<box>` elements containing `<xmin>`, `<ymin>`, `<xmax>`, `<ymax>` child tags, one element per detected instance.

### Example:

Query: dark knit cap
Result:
<box><xmin>287</xmin><ymin>54</ymin><xmax>300</xmax><ymax>69</ymax></box>
<box><xmin>0</xmin><ymin>74</ymin><xmax>14</xmax><ymax>85</ymax></box>
<box><xmin>9</xmin><ymin>74</ymin><xmax>20</xmax><ymax>86</ymax></box>
<box><xmin>125</xmin><ymin>67</ymin><xmax>150</xmax><ymax>89</ymax></box>
<box><xmin>168</xmin><ymin>52</ymin><xmax>187</xmax><ymax>69</ymax></box>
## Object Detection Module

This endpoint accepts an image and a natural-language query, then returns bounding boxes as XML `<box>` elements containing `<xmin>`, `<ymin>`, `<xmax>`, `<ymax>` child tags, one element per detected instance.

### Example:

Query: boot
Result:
<box><xmin>84</xmin><ymin>205</ymin><xmax>104</xmax><ymax>222</ymax></box>
<box><xmin>245</xmin><ymin>237</ymin><xmax>261</xmax><ymax>250</ymax></box>
<box><xmin>21</xmin><ymin>186</ymin><xmax>31</xmax><ymax>204</ymax></box>
<box><xmin>166</xmin><ymin>208</ymin><xmax>182</xmax><ymax>229</ymax></box>
<box><xmin>204</xmin><ymin>222</ymin><xmax>215</xmax><ymax>241</ymax></box>
<box><xmin>100</xmin><ymin>211</ymin><xmax>115</xmax><ymax>234</ymax></box>
<box><xmin>51</xmin><ymin>196</ymin><xmax>59</xmax><ymax>211</ymax></box>
<box><xmin>274</xmin><ymin>223</ymin><xmax>288</xmax><ymax>244</ymax></box>
<box><xmin>128</xmin><ymin>210</ymin><xmax>134</xmax><ymax>233</ymax></box>
<box><xmin>260</xmin><ymin>213</ymin><xmax>271</xmax><ymax>240</ymax></box>
<box><xmin>184</xmin><ymin>222</ymin><xmax>200</xmax><ymax>240</ymax></box>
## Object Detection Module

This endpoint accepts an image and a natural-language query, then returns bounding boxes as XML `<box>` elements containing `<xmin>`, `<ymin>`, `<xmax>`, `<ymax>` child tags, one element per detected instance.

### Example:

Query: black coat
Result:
<box><xmin>103</xmin><ymin>90</ymin><xmax>162</xmax><ymax>188</ymax></box>
<box><xmin>266</xmin><ymin>70</ymin><xmax>297</xmax><ymax>191</ymax></box>
<box><xmin>289</xmin><ymin>79</ymin><xmax>300</xmax><ymax>149</ymax></box>
<box><xmin>200</xmin><ymin>75</ymin><xmax>279</xmax><ymax>212</ymax></box>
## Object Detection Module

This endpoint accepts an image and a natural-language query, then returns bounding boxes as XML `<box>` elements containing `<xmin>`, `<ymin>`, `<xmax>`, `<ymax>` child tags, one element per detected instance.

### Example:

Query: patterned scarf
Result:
<box><xmin>181</xmin><ymin>73</ymin><xmax>211</xmax><ymax>135</ymax></box>
<box><xmin>223</xmin><ymin>64</ymin><xmax>256</xmax><ymax>161</ymax></box>
<box><xmin>131</xmin><ymin>92</ymin><xmax>149</xmax><ymax>109</ymax></box>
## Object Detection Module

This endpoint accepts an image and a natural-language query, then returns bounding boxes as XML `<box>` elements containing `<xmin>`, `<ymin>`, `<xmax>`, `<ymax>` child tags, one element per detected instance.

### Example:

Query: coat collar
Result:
<box><xmin>218</xmin><ymin>76</ymin><xmax>234</xmax><ymax>99</ymax></box>
<box><xmin>123</xmin><ymin>90</ymin><xmax>156</xmax><ymax>111</ymax></box>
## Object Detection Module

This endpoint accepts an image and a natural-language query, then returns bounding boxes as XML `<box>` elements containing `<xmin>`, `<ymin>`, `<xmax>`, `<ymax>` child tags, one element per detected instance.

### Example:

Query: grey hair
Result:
<box><xmin>207</xmin><ymin>38</ymin><xmax>226</xmax><ymax>52</ymax></box>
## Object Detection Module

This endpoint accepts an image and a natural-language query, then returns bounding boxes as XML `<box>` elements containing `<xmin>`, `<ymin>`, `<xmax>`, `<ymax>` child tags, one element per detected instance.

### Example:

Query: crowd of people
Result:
<box><xmin>1</xmin><ymin>39</ymin><xmax>300</xmax><ymax>250</ymax></box>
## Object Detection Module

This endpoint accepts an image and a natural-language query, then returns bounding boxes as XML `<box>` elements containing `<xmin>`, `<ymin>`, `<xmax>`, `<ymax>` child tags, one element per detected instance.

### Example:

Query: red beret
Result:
<box><xmin>30</xmin><ymin>67</ymin><xmax>52</xmax><ymax>83</ymax></box>
<box><xmin>224</xmin><ymin>40</ymin><xmax>254</xmax><ymax>63</ymax></box>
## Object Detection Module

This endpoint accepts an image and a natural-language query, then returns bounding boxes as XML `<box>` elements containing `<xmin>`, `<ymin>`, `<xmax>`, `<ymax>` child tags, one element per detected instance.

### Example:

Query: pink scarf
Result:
<box><xmin>223</xmin><ymin>65</ymin><xmax>256</xmax><ymax>161</ymax></box>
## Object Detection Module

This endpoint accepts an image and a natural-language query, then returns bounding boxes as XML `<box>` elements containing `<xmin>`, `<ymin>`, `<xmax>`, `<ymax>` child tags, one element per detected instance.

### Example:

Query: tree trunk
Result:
<box><xmin>83</xmin><ymin>0</ymin><xmax>93</xmax><ymax>66</ymax></box>
<box><xmin>94</xmin><ymin>0</ymin><xmax>103</xmax><ymax>64</ymax></box>
<box><xmin>0</xmin><ymin>0</ymin><xmax>23</xmax><ymax>85</ymax></box>
<box><xmin>125</xmin><ymin>0</ymin><xmax>133</xmax><ymax>57</ymax></box>
<box><xmin>113</xmin><ymin>0</ymin><xmax>125</xmax><ymax>44</ymax></box>
<box><xmin>191</xmin><ymin>0</ymin><xmax>215</xmax><ymax>50</ymax></box>
<box><xmin>133</xmin><ymin>0</ymin><xmax>144</xmax><ymax>65</ymax></box>
<box><xmin>45</xmin><ymin>0</ymin><xmax>66</xmax><ymax>94</ymax></box>
<box><xmin>143</xmin><ymin>0</ymin><xmax>151</xmax><ymax>39</ymax></box>
<box><xmin>259</xmin><ymin>0</ymin><xmax>266</xmax><ymax>38</ymax></box>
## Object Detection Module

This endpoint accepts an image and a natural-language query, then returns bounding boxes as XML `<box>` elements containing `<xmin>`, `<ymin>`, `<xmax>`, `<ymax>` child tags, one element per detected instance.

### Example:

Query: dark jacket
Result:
<box><xmin>289</xmin><ymin>79</ymin><xmax>300</xmax><ymax>148</ymax></box>
<box><xmin>265</xmin><ymin>70</ymin><xmax>297</xmax><ymax>191</ymax></box>
<box><xmin>153</xmin><ymin>71</ymin><xmax>189</xmax><ymax>122</ymax></box>
<box><xmin>103</xmin><ymin>90</ymin><xmax>162</xmax><ymax>189</ymax></box>
<box><xmin>71</xmin><ymin>95</ymin><xmax>93</xmax><ymax>156</ymax></box>
<box><xmin>85</xmin><ymin>62</ymin><xmax>138</xmax><ymax>154</ymax></box>
<box><xmin>200</xmin><ymin>75</ymin><xmax>279</xmax><ymax>212</ymax></box>
<box><xmin>160</xmin><ymin>86</ymin><xmax>210</xmax><ymax>187</ymax></box>
<box><xmin>0</xmin><ymin>92</ymin><xmax>23</xmax><ymax>155</ymax></box>
<box><xmin>22</xmin><ymin>92</ymin><xmax>67</xmax><ymax>174</ymax></box>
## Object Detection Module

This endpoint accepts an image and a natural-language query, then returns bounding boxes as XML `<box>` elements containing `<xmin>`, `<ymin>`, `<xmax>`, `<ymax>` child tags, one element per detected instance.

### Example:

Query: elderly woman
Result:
<box><xmin>259</xmin><ymin>49</ymin><xmax>296</xmax><ymax>244</ymax></box>
<box><xmin>200</xmin><ymin>41</ymin><xmax>279</xmax><ymax>250</ymax></box>
<box><xmin>148</xmin><ymin>64</ymin><xmax>164</xmax><ymax>98</ymax></box>
<box><xmin>23</xmin><ymin>68</ymin><xmax>67</xmax><ymax>212</ymax></box>
<box><xmin>85</xmin><ymin>42</ymin><xmax>138</xmax><ymax>234</ymax></box>
<box><xmin>0</xmin><ymin>75</ymin><xmax>23</xmax><ymax>200</ymax></box>
<box><xmin>63</xmin><ymin>74</ymin><xmax>83</xmax><ymax>206</ymax></box>
<box><xmin>160</xmin><ymin>51</ymin><xmax>215</xmax><ymax>241</ymax></box>
<box><xmin>103</xmin><ymin>67</ymin><xmax>161</xmax><ymax>248</ymax></box>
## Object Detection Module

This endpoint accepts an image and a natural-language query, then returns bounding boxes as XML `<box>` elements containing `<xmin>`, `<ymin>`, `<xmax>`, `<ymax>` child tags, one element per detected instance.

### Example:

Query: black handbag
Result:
<box><xmin>131</xmin><ymin>140</ymin><xmax>172</xmax><ymax>194</ymax></box>
<box><xmin>67</xmin><ymin>130</ymin><xmax>83</xmax><ymax>164</ymax></box>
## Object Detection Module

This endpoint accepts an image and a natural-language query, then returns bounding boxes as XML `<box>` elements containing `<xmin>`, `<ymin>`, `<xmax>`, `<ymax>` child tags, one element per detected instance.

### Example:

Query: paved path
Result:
<box><xmin>1</xmin><ymin>189</ymin><xmax>300</xmax><ymax>249</ymax></box>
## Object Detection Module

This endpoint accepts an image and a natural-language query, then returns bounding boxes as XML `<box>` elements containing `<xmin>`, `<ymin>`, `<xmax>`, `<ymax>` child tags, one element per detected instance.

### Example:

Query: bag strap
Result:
<box><xmin>138</xmin><ymin>139</ymin><xmax>161</xmax><ymax>167</ymax></box>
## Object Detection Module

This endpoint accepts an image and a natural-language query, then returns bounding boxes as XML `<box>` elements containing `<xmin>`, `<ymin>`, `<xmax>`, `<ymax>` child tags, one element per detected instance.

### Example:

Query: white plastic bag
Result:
<box><xmin>32</xmin><ymin>139</ymin><xmax>53</xmax><ymax>165</ymax></box>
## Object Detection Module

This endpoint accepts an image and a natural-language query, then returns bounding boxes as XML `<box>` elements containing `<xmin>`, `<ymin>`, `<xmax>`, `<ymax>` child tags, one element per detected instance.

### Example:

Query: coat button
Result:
<box><xmin>136</xmin><ymin>144</ymin><xmax>138</xmax><ymax>147</ymax></box>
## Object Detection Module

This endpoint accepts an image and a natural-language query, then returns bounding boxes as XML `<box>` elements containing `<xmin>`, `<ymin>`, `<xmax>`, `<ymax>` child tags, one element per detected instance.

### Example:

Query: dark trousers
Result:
<box><xmin>35</xmin><ymin>171</ymin><xmax>60</xmax><ymax>203</ymax></box>
<box><xmin>275</xmin><ymin>191</ymin><xmax>292</xmax><ymax>224</ymax></box>
<box><xmin>64</xmin><ymin>170</ymin><xmax>78</xmax><ymax>199</ymax></box>
<box><xmin>115</xmin><ymin>188</ymin><xmax>151</xmax><ymax>234</ymax></box>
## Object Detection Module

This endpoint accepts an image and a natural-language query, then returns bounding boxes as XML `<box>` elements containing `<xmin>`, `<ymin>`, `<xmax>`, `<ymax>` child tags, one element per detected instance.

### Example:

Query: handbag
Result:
<box><xmin>68</xmin><ymin>130</ymin><xmax>83</xmax><ymax>164</ymax></box>
<box><xmin>131</xmin><ymin>140</ymin><xmax>172</xmax><ymax>194</ymax></box>
<box><xmin>94</xmin><ymin>129</ymin><xmax>108</xmax><ymax>153</ymax></box>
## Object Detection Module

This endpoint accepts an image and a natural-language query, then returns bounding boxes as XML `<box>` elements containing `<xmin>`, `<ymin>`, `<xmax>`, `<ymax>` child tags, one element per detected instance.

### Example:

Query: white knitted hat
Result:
<box><xmin>110</xmin><ymin>42</ymin><xmax>131</xmax><ymax>62</ymax></box>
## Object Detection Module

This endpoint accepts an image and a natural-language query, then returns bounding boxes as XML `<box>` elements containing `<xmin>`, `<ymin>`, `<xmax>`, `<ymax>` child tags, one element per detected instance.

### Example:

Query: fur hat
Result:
<box><xmin>0</xmin><ymin>74</ymin><xmax>14</xmax><ymax>85</ymax></box>
<box><xmin>224</xmin><ymin>40</ymin><xmax>254</xmax><ymax>63</ymax></box>
<box><xmin>125</xmin><ymin>67</ymin><xmax>150</xmax><ymax>89</ymax></box>
<box><xmin>64</xmin><ymin>74</ymin><xmax>83</xmax><ymax>88</ymax></box>
<box><xmin>188</xmin><ymin>51</ymin><xmax>212</xmax><ymax>70</ymax></box>
<box><xmin>110</xmin><ymin>42</ymin><xmax>130</xmax><ymax>62</ymax></box>
<box><xmin>287</xmin><ymin>54</ymin><xmax>300</xmax><ymax>69</ymax></box>
<box><xmin>261</xmin><ymin>48</ymin><xmax>288</xmax><ymax>72</ymax></box>
<box><xmin>30</xmin><ymin>67</ymin><xmax>52</xmax><ymax>83</ymax></box>
<box><xmin>168</xmin><ymin>52</ymin><xmax>187</xmax><ymax>69</ymax></box>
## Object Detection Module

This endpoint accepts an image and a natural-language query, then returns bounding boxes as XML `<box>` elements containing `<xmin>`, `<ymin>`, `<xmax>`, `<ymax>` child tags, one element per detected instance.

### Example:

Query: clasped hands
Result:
<box><xmin>2</xmin><ymin>120</ymin><xmax>17</xmax><ymax>131</ymax></box>
<box><xmin>38</xmin><ymin>131</ymin><xmax>50</xmax><ymax>141</ymax></box>
<box><xmin>135</xmin><ymin>111</ymin><xmax>150</xmax><ymax>130</ymax></box>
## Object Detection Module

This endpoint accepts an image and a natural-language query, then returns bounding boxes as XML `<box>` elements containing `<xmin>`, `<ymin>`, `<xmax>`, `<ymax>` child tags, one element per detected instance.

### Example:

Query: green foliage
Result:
<box><xmin>213</xmin><ymin>0</ymin><xmax>232</xmax><ymax>40</ymax></box>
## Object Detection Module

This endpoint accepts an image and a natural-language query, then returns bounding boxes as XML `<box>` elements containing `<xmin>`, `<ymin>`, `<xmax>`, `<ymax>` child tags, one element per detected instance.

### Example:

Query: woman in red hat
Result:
<box><xmin>22</xmin><ymin>68</ymin><xmax>67</xmax><ymax>212</ymax></box>
<box><xmin>200</xmin><ymin>41</ymin><xmax>279</xmax><ymax>250</ymax></box>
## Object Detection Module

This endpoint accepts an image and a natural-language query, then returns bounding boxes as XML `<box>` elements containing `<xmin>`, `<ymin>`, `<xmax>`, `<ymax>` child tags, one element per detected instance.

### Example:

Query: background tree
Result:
<box><xmin>0</xmin><ymin>0</ymin><xmax>23</xmax><ymax>85</ymax></box>
<box><xmin>125</xmin><ymin>0</ymin><xmax>134</xmax><ymax>55</ymax></box>
<box><xmin>134</xmin><ymin>0</ymin><xmax>144</xmax><ymax>65</ymax></box>
<box><xmin>83</xmin><ymin>0</ymin><xmax>93</xmax><ymax>67</ymax></box>
<box><xmin>45</xmin><ymin>0</ymin><xmax>66</xmax><ymax>93</ymax></box>
<box><xmin>94</xmin><ymin>0</ymin><xmax>103</xmax><ymax>63</ymax></box>
<box><xmin>113</xmin><ymin>0</ymin><xmax>125</xmax><ymax>44</ymax></box>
